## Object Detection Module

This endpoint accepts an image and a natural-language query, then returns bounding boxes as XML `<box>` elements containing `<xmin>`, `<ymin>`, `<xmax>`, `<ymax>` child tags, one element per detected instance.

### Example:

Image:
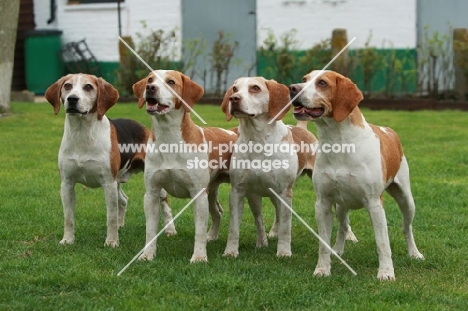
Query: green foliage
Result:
<box><xmin>299</xmin><ymin>39</ymin><xmax>333</xmax><ymax>76</ymax></box>
<box><xmin>116</xmin><ymin>22</ymin><xmax>205</xmax><ymax>97</ymax></box>
<box><xmin>1</xmin><ymin>102</ymin><xmax>468</xmax><ymax>309</ymax></box>
<box><xmin>257</xmin><ymin>29</ymin><xmax>418</xmax><ymax>97</ymax></box>
<box><xmin>182</xmin><ymin>36</ymin><xmax>207</xmax><ymax>80</ymax></box>
<box><xmin>353</xmin><ymin>32</ymin><xmax>384</xmax><ymax>96</ymax></box>
<box><xmin>453</xmin><ymin>30</ymin><xmax>468</xmax><ymax>99</ymax></box>
<box><xmin>115</xmin><ymin>25</ymin><xmax>467</xmax><ymax>100</ymax></box>
<box><xmin>416</xmin><ymin>25</ymin><xmax>461</xmax><ymax>99</ymax></box>
<box><xmin>380</xmin><ymin>43</ymin><xmax>417</xmax><ymax>98</ymax></box>
<box><xmin>134</xmin><ymin>23</ymin><xmax>179</xmax><ymax>74</ymax></box>
<box><xmin>116</xmin><ymin>23</ymin><xmax>177</xmax><ymax>97</ymax></box>
<box><xmin>209</xmin><ymin>32</ymin><xmax>238</xmax><ymax>97</ymax></box>
<box><xmin>258</xmin><ymin>28</ymin><xmax>302</xmax><ymax>84</ymax></box>
<box><xmin>243</xmin><ymin>26</ymin><xmax>467</xmax><ymax>100</ymax></box>
<box><xmin>116</xmin><ymin>25</ymin><xmax>241</xmax><ymax>98</ymax></box>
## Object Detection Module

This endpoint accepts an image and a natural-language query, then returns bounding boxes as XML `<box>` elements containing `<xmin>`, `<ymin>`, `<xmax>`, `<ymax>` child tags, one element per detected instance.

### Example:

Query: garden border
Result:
<box><xmin>192</xmin><ymin>97</ymin><xmax>468</xmax><ymax>111</ymax></box>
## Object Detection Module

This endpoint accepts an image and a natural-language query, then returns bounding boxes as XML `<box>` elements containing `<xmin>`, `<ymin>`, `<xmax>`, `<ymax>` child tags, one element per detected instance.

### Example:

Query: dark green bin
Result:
<box><xmin>24</xmin><ymin>29</ymin><xmax>64</xmax><ymax>95</ymax></box>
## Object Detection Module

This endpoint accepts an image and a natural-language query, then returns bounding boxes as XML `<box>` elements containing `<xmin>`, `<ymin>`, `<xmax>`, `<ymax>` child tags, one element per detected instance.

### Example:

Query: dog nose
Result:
<box><xmin>289</xmin><ymin>84</ymin><xmax>301</xmax><ymax>95</ymax></box>
<box><xmin>146</xmin><ymin>84</ymin><xmax>157</xmax><ymax>94</ymax></box>
<box><xmin>67</xmin><ymin>95</ymin><xmax>79</xmax><ymax>105</ymax></box>
<box><xmin>289</xmin><ymin>84</ymin><xmax>304</xmax><ymax>107</ymax></box>
<box><xmin>229</xmin><ymin>94</ymin><xmax>241</xmax><ymax>104</ymax></box>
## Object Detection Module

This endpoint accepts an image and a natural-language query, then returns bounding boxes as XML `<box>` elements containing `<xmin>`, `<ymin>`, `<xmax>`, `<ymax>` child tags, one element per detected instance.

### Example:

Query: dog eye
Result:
<box><xmin>167</xmin><ymin>80</ymin><xmax>175</xmax><ymax>85</ymax></box>
<box><xmin>232</xmin><ymin>86</ymin><xmax>238</xmax><ymax>93</ymax></box>
<box><xmin>251</xmin><ymin>85</ymin><xmax>261</xmax><ymax>92</ymax></box>
<box><xmin>83</xmin><ymin>84</ymin><xmax>94</xmax><ymax>91</ymax></box>
<box><xmin>148</xmin><ymin>77</ymin><xmax>153</xmax><ymax>83</ymax></box>
<box><xmin>317</xmin><ymin>80</ymin><xmax>327</xmax><ymax>87</ymax></box>
<box><xmin>64</xmin><ymin>83</ymin><xmax>72</xmax><ymax>90</ymax></box>
<box><xmin>302</xmin><ymin>77</ymin><xmax>307</xmax><ymax>83</ymax></box>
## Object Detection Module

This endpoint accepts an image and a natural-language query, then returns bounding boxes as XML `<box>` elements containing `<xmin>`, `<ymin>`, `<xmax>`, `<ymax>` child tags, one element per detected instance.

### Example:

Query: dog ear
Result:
<box><xmin>265</xmin><ymin>79</ymin><xmax>291</xmax><ymax>121</ymax></box>
<box><xmin>132</xmin><ymin>78</ymin><xmax>147</xmax><ymax>109</ymax></box>
<box><xmin>221</xmin><ymin>86</ymin><xmax>234</xmax><ymax>121</ymax></box>
<box><xmin>96</xmin><ymin>77</ymin><xmax>119</xmax><ymax>120</ymax></box>
<box><xmin>45</xmin><ymin>75</ymin><xmax>69</xmax><ymax>115</ymax></box>
<box><xmin>179</xmin><ymin>74</ymin><xmax>204</xmax><ymax>112</ymax></box>
<box><xmin>332</xmin><ymin>74</ymin><xmax>363</xmax><ymax>122</ymax></box>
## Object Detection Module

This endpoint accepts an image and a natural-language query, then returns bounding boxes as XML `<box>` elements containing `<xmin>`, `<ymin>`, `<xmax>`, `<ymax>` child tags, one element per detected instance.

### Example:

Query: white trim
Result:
<box><xmin>65</xmin><ymin>2</ymin><xmax>125</xmax><ymax>12</ymax></box>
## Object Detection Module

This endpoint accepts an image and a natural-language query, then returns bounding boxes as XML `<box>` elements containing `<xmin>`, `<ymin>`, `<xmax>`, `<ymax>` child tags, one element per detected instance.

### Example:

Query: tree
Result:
<box><xmin>0</xmin><ymin>1</ymin><xmax>21</xmax><ymax>113</ymax></box>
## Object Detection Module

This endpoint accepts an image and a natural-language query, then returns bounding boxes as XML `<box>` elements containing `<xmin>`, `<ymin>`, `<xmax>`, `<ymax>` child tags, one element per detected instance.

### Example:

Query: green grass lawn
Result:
<box><xmin>1</xmin><ymin>102</ymin><xmax>467</xmax><ymax>310</ymax></box>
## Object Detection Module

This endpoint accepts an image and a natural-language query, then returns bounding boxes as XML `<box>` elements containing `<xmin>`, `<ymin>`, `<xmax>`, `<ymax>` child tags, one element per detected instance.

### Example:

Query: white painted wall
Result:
<box><xmin>257</xmin><ymin>0</ymin><xmax>417</xmax><ymax>49</ymax></box>
<box><xmin>33</xmin><ymin>0</ymin><xmax>417</xmax><ymax>63</ymax></box>
<box><xmin>34</xmin><ymin>0</ymin><xmax>181</xmax><ymax>62</ymax></box>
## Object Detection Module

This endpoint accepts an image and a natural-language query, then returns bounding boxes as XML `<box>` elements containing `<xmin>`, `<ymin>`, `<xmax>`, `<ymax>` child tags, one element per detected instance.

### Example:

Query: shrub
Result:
<box><xmin>116</xmin><ymin>22</ymin><xmax>205</xmax><ymax>97</ymax></box>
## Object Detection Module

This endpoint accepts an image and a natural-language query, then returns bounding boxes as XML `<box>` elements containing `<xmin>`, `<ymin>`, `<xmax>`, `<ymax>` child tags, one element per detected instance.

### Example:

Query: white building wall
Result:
<box><xmin>33</xmin><ymin>0</ymin><xmax>417</xmax><ymax>63</ymax></box>
<box><xmin>257</xmin><ymin>0</ymin><xmax>417</xmax><ymax>49</ymax></box>
<box><xmin>34</xmin><ymin>0</ymin><xmax>181</xmax><ymax>62</ymax></box>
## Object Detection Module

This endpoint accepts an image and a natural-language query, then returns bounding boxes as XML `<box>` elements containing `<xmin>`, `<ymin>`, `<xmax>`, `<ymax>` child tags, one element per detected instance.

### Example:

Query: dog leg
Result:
<box><xmin>60</xmin><ymin>182</ymin><xmax>76</xmax><ymax>245</ymax></box>
<box><xmin>314</xmin><ymin>197</ymin><xmax>334</xmax><ymax>277</ymax></box>
<box><xmin>333</xmin><ymin>205</ymin><xmax>358</xmax><ymax>254</ymax></box>
<box><xmin>345</xmin><ymin>213</ymin><xmax>358</xmax><ymax>243</ymax></box>
<box><xmin>223</xmin><ymin>188</ymin><xmax>245</xmax><ymax>258</ymax></box>
<box><xmin>366</xmin><ymin>199</ymin><xmax>395</xmax><ymax>281</ymax></box>
<box><xmin>139</xmin><ymin>190</ymin><xmax>161</xmax><ymax>261</ymax></box>
<box><xmin>267</xmin><ymin>197</ymin><xmax>278</xmax><ymax>238</ymax></box>
<box><xmin>388</xmin><ymin>185</ymin><xmax>424</xmax><ymax>260</ymax></box>
<box><xmin>117</xmin><ymin>183</ymin><xmax>128</xmax><ymax>228</ymax></box>
<box><xmin>190</xmin><ymin>190</ymin><xmax>209</xmax><ymax>263</ymax></box>
<box><xmin>333</xmin><ymin>204</ymin><xmax>348</xmax><ymax>255</ymax></box>
<box><xmin>274</xmin><ymin>193</ymin><xmax>292</xmax><ymax>257</ymax></box>
<box><xmin>207</xmin><ymin>185</ymin><xmax>223</xmax><ymax>241</ymax></box>
<box><xmin>386</xmin><ymin>158</ymin><xmax>424</xmax><ymax>260</ymax></box>
<box><xmin>160</xmin><ymin>189</ymin><xmax>177</xmax><ymax>237</ymax></box>
<box><xmin>247</xmin><ymin>193</ymin><xmax>268</xmax><ymax>248</ymax></box>
<box><xmin>103</xmin><ymin>182</ymin><xmax>119</xmax><ymax>247</ymax></box>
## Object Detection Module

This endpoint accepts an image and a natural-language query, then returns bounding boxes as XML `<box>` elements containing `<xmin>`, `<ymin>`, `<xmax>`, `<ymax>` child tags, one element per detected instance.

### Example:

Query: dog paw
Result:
<box><xmin>345</xmin><ymin>230</ymin><xmax>359</xmax><ymax>243</ymax></box>
<box><xmin>256</xmin><ymin>237</ymin><xmax>268</xmax><ymax>248</ymax></box>
<box><xmin>59</xmin><ymin>237</ymin><xmax>74</xmax><ymax>245</ymax></box>
<box><xmin>276</xmin><ymin>250</ymin><xmax>292</xmax><ymax>258</ymax></box>
<box><xmin>104</xmin><ymin>239</ymin><xmax>119</xmax><ymax>248</ymax></box>
<box><xmin>377</xmin><ymin>268</ymin><xmax>395</xmax><ymax>281</ymax></box>
<box><xmin>313</xmin><ymin>266</ymin><xmax>331</xmax><ymax>277</ymax></box>
<box><xmin>165</xmin><ymin>227</ymin><xmax>178</xmax><ymax>237</ymax></box>
<box><xmin>138</xmin><ymin>253</ymin><xmax>154</xmax><ymax>261</ymax></box>
<box><xmin>207</xmin><ymin>227</ymin><xmax>219</xmax><ymax>242</ymax></box>
<box><xmin>190</xmin><ymin>255</ymin><xmax>208</xmax><ymax>263</ymax></box>
<box><xmin>222</xmin><ymin>250</ymin><xmax>239</xmax><ymax>258</ymax></box>
<box><xmin>409</xmin><ymin>251</ymin><xmax>425</xmax><ymax>260</ymax></box>
<box><xmin>207</xmin><ymin>233</ymin><xmax>218</xmax><ymax>242</ymax></box>
<box><xmin>268</xmin><ymin>229</ymin><xmax>278</xmax><ymax>239</ymax></box>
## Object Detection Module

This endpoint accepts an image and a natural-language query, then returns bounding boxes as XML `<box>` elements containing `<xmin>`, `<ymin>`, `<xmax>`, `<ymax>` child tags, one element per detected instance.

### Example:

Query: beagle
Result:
<box><xmin>45</xmin><ymin>74</ymin><xmax>175</xmax><ymax>247</ymax></box>
<box><xmin>132</xmin><ymin>70</ymin><xmax>237</xmax><ymax>262</ymax></box>
<box><xmin>290</xmin><ymin>70</ymin><xmax>424</xmax><ymax>280</ymax></box>
<box><xmin>221</xmin><ymin>77</ymin><xmax>317</xmax><ymax>258</ymax></box>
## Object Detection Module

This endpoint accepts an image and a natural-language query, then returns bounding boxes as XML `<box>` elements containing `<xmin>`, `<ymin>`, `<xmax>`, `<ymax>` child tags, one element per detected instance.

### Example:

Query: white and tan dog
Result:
<box><xmin>45</xmin><ymin>74</ymin><xmax>175</xmax><ymax>247</ymax></box>
<box><xmin>221</xmin><ymin>77</ymin><xmax>317</xmax><ymax>258</ymax></box>
<box><xmin>290</xmin><ymin>70</ymin><xmax>424</xmax><ymax>280</ymax></box>
<box><xmin>132</xmin><ymin>70</ymin><xmax>237</xmax><ymax>262</ymax></box>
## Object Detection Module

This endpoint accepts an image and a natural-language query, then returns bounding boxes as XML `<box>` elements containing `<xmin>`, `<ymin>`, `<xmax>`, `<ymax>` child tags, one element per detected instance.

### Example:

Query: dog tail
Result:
<box><xmin>296</xmin><ymin>120</ymin><xmax>308</xmax><ymax>130</ymax></box>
